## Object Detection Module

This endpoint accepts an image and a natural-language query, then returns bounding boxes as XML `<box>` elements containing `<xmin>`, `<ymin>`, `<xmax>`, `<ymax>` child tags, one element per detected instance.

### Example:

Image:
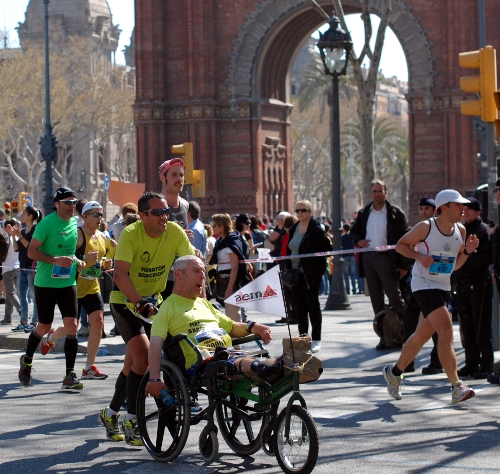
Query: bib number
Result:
<box><xmin>80</xmin><ymin>263</ymin><xmax>101</xmax><ymax>280</ymax></box>
<box><xmin>52</xmin><ymin>263</ymin><xmax>73</xmax><ymax>279</ymax></box>
<box><xmin>428</xmin><ymin>253</ymin><xmax>455</xmax><ymax>275</ymax></box>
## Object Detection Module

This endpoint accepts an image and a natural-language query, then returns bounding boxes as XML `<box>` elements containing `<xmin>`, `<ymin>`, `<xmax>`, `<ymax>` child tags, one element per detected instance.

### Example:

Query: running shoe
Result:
<box><xmin>99</xmin><ymin>407</ymin><xmax>125</xmax><ymax>441</ymax></box>
<box><xmin>383</xmin><ymin>365</ymin><xmax>403</xmax><ymax>400</ymax></box>
<box><xmin>12</xmin><ymin>323</ymin><xmax>29</xmax><ymax>332</ymax></box>
<box><xmin>451</xmin><ymin>380</ymin><xmax>475</xmax><ymax>404</ymax></box>
<box><xmin>23</xmin><ymin>323</ymin><xmax>37</xmax><ymax>333</ymax></box>
<box><xmin>190</xmin><ymin>401</ymin><xmax>203</xmax><ymax>414</ymax></box>
<box><xmin>40</xmin><ymin>329</ymin><xmax>56</xmax><ymax>355</ymax></box>
<box><xmin>121</xmin><ymin>418</ymin><xmax>144</xmax><ymax>446</ymax></box>
<box><xmin>18</xmin><ymin>355</ymin><xmax>32</xmax><ymax>387</ymax></box>
<box><xmin>61</xmin><ymin>371</ymin><xmax>84</xmax><ymax>390</ymax></box>
<box><xmin>82</xmin><ymin>365</ymin><xmax>108</xmax><ymax>380</ymax></box>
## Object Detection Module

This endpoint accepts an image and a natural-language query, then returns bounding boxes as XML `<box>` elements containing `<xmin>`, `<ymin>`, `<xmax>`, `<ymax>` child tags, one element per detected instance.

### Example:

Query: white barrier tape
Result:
<box><xmin>238</xmin><ymin>245</ymin><xmax>396</xmax><ymax>264</ymax></box>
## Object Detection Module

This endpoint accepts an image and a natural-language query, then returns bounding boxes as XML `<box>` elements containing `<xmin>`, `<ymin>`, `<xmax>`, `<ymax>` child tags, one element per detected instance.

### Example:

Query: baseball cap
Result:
<box><xmin>495</xmin><ymin>178</ymin><xmax>500</xmax><ymax>187</ymax></box>
<box><xmin>158</xmin><ymin>158</ymin><xmax>185</xmax><ymax>176</ymax></box>
<box><xmin>464</xmin><ymin>197</ymin><xmax>482</xmax><ymax>211</ymax></box>
<box><xmin>418</xmin><ymin>197</ymin><xmax>436</xmax><ymax>208</ymax></box>
<box><xmin>82</xmin><ymin>201</ymin><xmax>103</xmax><ymax>215</ymax></box>
<box><xmin>434</xmin><ymin>189</ymin><xmax>470</xmax><ymax>209</ymax></box>
<box><xmin>277</xmin><ymin>211</ymin><xmax>290</xmax><ymax>220</ymax></box>
<box><xmin>53</xmin><ymin>187</ymin><xmax>76</xmax><ymax>202</ymax></box>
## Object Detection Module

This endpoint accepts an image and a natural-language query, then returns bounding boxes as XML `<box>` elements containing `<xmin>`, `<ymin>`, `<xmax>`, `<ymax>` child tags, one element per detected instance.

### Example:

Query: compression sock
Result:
<box><xmin>126</xmin><ymin>370</ymin><xmax>143</xmax><ymax>417</ymax></box>
<box><xmin>64</xmin><ymin>335</ymin><xmax>78</xmax><ymax>376</ymax></box>
<box><xmin>392</xmin><ymin>365</ymin><xmax>403</xmax><ymax>377</ymax></box>
<box><xmin>25</xmin><ymin>331</ymin><xmax>42</xmax><ymax>363</ymax></box>
<box><xmin>110</xmin><ymin>371</ymin><xmax>127</xmax><ymax>413</ymax></box>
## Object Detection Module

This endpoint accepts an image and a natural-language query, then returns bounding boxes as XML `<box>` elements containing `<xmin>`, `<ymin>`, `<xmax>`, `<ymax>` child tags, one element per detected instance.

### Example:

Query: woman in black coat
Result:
<box><xmin>287</xmin><ymin>200</ymin><xmax>332</xmax><ymax>352</ymax></box>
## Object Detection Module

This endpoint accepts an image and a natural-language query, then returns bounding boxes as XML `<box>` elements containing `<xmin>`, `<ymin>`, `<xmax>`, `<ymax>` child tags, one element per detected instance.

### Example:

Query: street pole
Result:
<box><xmin>40</xmin><ymin>0</ymin><xmax>57</xmax><ymax>217</ymax></box>
<box><xmin>324</xmin><ymin>74</ymin><xmax>350</xmax><ymax>310</ymax></box>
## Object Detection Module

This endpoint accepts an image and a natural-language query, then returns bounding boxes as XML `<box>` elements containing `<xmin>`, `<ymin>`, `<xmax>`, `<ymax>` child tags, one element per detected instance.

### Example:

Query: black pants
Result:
<box><xmin>403</xmin><ymin>289</ymin><xmax>441</xmax><ymax>368</ymax></box>
<box><xmin>453</xmin><ymin>279</ymin><xmax>493</xmax><ymax>372</ymax></box>
<box><xmin>292</xmin><ymin>271</ymin><xmax>322</xmax><ymax>341</ymax></box>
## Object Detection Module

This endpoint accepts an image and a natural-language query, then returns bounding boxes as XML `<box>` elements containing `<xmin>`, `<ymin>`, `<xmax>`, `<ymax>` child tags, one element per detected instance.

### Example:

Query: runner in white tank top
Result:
<box><xmin>411</xmin><ymin>217</ymin><xmax>464</xmax><ymax>292</ymax></box>
<box><xmin>382</xmin><ymin>189</ymin><xmax>479</xmax><ymax>405</ymax></box>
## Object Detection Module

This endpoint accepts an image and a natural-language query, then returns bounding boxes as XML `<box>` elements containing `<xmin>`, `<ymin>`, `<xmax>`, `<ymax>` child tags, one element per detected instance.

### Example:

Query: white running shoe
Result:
<box><xmin>311</xmin><ymin>341</ymin><xmax>321</xmax><ymax>353</ymax></box>
<box><xmin>451</xmin><ymin>380</ymin><xmax>475</xmax><ymax>404</ymax></box>
<box><xmin>383</xmin><ymin>365</ymin><xmax>403</xmax><ymax>400</ymax></box>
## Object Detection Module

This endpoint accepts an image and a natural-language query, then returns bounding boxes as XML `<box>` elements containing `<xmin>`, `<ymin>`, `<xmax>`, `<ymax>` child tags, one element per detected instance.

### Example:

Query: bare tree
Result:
<box><xmin>309</xmin><ymin>0</ymin><xmax>393</xmax><ymax>204</ymax></box>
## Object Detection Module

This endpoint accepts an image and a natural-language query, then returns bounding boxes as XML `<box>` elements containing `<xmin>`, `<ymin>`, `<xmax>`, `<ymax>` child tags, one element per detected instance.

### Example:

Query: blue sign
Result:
<box><xmin>104</xmin><ymin>174</ymin><xmax>110</xmax><ymax>193</ymax></box>
<box><xmin>26</xmin><ymin>195</ymin><xmax>33</xmax><ymax>206</ymax></box>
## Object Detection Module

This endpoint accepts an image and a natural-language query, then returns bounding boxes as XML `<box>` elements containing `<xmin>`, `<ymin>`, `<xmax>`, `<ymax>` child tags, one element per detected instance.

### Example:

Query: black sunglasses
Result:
<box><xmin>59</xmin><ymin>199</ymin><xmax>77</xmax><ymax>206</ymax></box>
<box><xmin>295</xmin><ymin>208</ymin><xmax>309</xmax><ymax>213</ymax></box>
<box><xmin>144</xmin><ymin>208</ymin><xmax>169</xmax><ymax>217</ymax></box>
<box><xmin>89</xmin><ymin>212</ymin><xmax>104</xmax><ymax>218</ymax></box>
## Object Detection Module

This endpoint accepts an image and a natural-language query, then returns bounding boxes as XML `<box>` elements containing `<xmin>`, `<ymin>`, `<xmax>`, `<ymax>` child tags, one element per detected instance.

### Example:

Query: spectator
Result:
<box><xmin>187</xmin><ymin>201</ymin><xmax>207</xmax><ymax>259</ymax></box>
<box><xmin>108</xmin><ymin>202</ymin><xmax>139</xmax><ymax>241</ymax></box>
<box><xmin>1</xmin><ymin>219</ymin><xmax>22</xmax><ymax>326</ymax></box>
<box><xmin>341</xmin><ymin>224</ymin><xmax>357</xmax><ymax>295</ymax></box>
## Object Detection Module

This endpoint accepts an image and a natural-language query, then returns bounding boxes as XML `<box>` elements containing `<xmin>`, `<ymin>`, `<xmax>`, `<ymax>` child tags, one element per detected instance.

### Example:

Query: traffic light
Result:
<box><xmin>4</xmin><ymin>202</ymin><xmax>11</xmax><ymax>216</ymax></box>
<box><xmin>19</xmin><ymin>192</ymin><xmax>29</xmax><ymax>211</ymax></box>
<box><xmin>459</xmin><ymin>45</ymin><xmax>497</xmax><ymax>122</ymax></box>
<box><xmin>171</xmin><ymin>142</ymin><xmax>194</xmax><ymax>184</ymax></box>
<box><xmin>192</xmin><ymin>170</ymin><xmax>206</xmax><ymax>198</ymax></box>
<box><xmin>11</xmin><ymin>200</ymin><xmax>18</xmax><ymax>214</ymax></box>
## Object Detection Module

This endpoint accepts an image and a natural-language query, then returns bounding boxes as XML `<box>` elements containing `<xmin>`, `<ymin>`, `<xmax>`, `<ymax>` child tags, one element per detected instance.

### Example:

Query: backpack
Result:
<box><xmin>252</xmin><ymin>228</ymin><xmax>266</xmax><ymax>246</ymax></box>
<box><xmin>373</xmin><ymin>305</ymin><xmax>404</xmax><ymax>348</ymax></box>
<box><xmin>0</xmin><ymin>226</ymin><xmax>10</xmax><ymax>263</ymax></box>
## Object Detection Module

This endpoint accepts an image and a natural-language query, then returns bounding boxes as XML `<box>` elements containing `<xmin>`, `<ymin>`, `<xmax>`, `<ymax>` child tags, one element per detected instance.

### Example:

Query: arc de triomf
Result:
<box><xmin>133</xmin><ymin>0</ymin><xmax>500</xmax><ymax>223</ymax></box>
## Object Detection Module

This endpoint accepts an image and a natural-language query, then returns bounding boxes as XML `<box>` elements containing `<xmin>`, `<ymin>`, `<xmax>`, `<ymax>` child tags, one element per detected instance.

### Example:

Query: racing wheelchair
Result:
<box><xmin>136</xmin><ymin>332</ymin><xmax>319</xmax><ymax>474</ymax></box>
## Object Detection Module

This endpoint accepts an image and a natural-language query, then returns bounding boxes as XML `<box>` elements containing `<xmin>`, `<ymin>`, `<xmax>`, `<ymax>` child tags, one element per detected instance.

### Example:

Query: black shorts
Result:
<box><xmin>111</xmin><ymin>303</ymin><xmax>151</xmax><ymax>344</ymax></box>
<box><xmin>412</xmin><ymin>289</ymin><xmax>450</xmax><ymax>317</ymax></box>
<box><xmin>35</xmin><ymin>285</ymin><xmax>78</xmax><ymax>324</ymax></box>
<box><xmin>78</xmin><ymin>292</ymin><xmax>104</xmax><ymax>316</ymax></box>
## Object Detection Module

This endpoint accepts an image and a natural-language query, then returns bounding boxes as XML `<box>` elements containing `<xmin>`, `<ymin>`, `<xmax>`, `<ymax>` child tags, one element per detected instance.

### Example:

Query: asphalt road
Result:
<box><xmin>1</xmin><ymin>294</ymin><xmax>500</xmax><ymax>474</ymax></box>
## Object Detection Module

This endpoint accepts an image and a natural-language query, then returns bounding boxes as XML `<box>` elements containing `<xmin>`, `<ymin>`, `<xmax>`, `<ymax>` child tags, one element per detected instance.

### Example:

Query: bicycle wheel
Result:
<box><xmin>273</xmin><ymin>405</ymin><xmax>319</xmax><ymax>474</ymax></box>
<box><xmin>215</xmin><ymin>392</ymin><xmax>269</xmax><ymax>456</ymax></box>
<box><xmin>137</xmin><ymin>360</ymin><xmax>191</xmax><ymax>462</ymax></box>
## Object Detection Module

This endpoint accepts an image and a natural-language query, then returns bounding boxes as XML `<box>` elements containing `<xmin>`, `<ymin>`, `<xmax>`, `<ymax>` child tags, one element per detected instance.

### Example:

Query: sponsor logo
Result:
<box><xmin>444</xmin><ymin>244</ymin><xmax>451</xmax><ymax>251</ymax></box>
<box><xmin>141</xmin><ymin>251</ymin><xmax>151</xmax><ymax>263</ymax></box>
<box><xmin>234</xmin><ymin>285</ymin><xmax>278</xmax><ymax>303</ymax></box>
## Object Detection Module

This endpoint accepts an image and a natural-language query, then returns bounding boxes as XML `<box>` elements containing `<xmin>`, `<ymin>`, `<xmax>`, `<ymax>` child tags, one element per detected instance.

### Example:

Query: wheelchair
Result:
<box><xmin>136</xmin><ymin>332</ymin><xmax>319</xmax><ymax>474</ymax></box>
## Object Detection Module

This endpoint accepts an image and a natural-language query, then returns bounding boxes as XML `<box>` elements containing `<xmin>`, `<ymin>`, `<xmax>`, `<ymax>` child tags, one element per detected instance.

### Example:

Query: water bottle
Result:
<box><xmin>97</xmin><ymin>349</ymin><xmax>110</xmax><ymax>356</ymax></box>
<box><xmin>160</xmin><ymin>389</ymin><xmax>176</xmax><ymax>406</ymax></box>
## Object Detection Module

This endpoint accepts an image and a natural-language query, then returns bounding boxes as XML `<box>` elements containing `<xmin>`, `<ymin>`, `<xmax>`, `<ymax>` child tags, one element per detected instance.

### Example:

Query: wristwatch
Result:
<box><xmin>246</xmin><ymin>321</ymin><xmax>256</xmax><ymax>333</ymax></box>
<box><xmin>135</xmin><ymin>300</ymin><xmax>145</xmax><ymax>309</ymax></box>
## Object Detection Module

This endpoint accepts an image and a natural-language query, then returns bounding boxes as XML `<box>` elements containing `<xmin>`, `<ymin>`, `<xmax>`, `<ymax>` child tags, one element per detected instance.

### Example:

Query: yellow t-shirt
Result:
<box><xmin>151</xmin><ymin>294</ymin><xmax>234</xmax><ymax>369</ymax></box>
<box><xmin>77</xmin><ymin>229</ymin><xmax>107</xmax><ymax>298</ymax></box>
<box><xmin>109</xmin><ymin>220</ymin><xmax>195</xmax><ymax>305</ymax></box>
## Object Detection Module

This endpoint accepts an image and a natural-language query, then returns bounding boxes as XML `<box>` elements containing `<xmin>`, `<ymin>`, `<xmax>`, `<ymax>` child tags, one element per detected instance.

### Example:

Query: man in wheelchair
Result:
<box><xmin>146</xmin><ymin>255</ymin><xmax>283</xmax><ymax>400</ymax></box>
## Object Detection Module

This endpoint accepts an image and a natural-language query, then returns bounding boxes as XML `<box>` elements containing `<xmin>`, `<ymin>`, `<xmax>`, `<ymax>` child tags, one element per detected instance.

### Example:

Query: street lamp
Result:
<box><xmin>40</xmin><ymin>0</ymin><xmax>58</xmax><ymax>217</ymax></box>
<box><xmin>317</xmin><ymin>12</ymin><xmax>352</xmax><ymax>310</ymax></box>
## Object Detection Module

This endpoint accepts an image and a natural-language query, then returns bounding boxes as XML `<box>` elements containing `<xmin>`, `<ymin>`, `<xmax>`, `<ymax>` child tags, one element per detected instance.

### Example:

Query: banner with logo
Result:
<box><xmin>224</xmin><ymin>265</ymin><xmax>286</xmax><ymax>318</ymax></box>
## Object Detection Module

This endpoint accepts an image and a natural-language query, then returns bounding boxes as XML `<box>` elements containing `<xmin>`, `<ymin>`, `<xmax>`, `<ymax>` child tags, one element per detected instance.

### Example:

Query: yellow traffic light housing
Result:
<box><xmin>12</xmin><ymin>200</ymin><xmax>18</xmax><ymax>214</ymax></box>
<box><xmin>19</xmin><ymin>192</ymin><xmax>29</xmax><ymax>211</ymax></box>
<box><xmin>171</xmin><ymin>142</ymin><xmax>194</xmax><ymax>184</ymax></box>
<box><xmin>192</xmin><ymin>170</ymin><xmax>206</xmax><ymax>198</ymax></box>
<box><xmin>459</xmin><ymin>45</ymin><xmax>498</xmax><ymax>122</ymax></box>
<box><xmin>4</xmin><ymin>202</ymin><xmax>11</xmax><ymax>215</ymax></box>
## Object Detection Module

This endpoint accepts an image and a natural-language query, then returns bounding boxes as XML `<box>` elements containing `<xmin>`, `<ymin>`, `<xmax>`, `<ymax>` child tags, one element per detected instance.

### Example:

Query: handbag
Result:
<box><xmin>281</xmin><ymin>267</ymin><xmax>300</xmax><ymax>287</ymax></box>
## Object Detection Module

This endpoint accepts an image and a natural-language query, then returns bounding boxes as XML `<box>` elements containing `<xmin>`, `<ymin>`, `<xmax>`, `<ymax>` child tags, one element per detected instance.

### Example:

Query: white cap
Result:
<box><xmin>277</xmin><ymin>211</ymin><xmax>290</xmax><ymax>220</ymax></box>
<box><xmin>82</xmin><ymin>201</ymin><xmax>103</xmax><ymax>215</ymax></box>
<box><xmin>434</xmin><ymin>189</ymin><xmax>470</xmax><ymax>209</ymax></box>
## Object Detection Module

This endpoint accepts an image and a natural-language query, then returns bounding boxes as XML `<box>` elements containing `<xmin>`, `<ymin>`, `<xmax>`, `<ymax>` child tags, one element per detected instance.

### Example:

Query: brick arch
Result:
<box><xmin>228</xmin><ymin>0</ymin><xmax>434</xmax><ymax>105</ymax></box>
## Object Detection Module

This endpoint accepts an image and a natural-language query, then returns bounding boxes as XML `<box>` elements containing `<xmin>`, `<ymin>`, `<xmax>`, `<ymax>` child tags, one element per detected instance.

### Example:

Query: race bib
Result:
<box><xmin>428</xmin><ymin>252</ymin><xmax>456</xmax><ymax>275</ymax></box>
<box><xmin>194</xmin><ymin>327</ymin><xmax>232</xmax><ymax>351</ymax></box>
<box><xmin>80</xmin><ymin>263</ymin><xmax>101</xmax><ymax>280</ymax></box>
<box><xmin>51</xmin><ymin>262</ymin><xmax>74</xmax><ymax>279</ymax></box>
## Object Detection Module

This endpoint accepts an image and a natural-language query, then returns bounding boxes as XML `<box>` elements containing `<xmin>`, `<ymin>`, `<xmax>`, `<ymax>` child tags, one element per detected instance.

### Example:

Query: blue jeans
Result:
<box><xmin>355</xmin><ymin>262</ymin><xmax>364</xmax><ymax>293</ymax></box>
<box><xmin>18</xmin><ymin>268</ymin><xmax>38</xmax><ymax>323</ymax></box>
<box><xmin>80</xmin><ymin>305</ymin><xmax>89</xmax><ymax>327</ymax></box>
<box><xmin>342</xmin><ymin>256</ymin><xmax>357</xmax><ymax>294</ymax></box>
<box><xmin>319</xmin><ymin>271</ymin><xmax>330</xmax><ymax>295</ymax></box>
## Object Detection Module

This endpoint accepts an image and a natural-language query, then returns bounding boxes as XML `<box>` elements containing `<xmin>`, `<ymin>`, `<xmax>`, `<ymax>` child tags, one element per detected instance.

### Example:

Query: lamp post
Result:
<box><xmin>40</xmin><ymin>0</ymin><xmax>58</xmax><ymax>217</ymax></box>
<box><xmin>317</xmin><ymin>13</ymin><xmax>352</xmax><ymax>310</ymax></box>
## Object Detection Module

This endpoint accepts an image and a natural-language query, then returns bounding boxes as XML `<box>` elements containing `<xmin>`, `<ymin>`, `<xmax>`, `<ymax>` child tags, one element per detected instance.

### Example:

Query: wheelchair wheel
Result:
<box><xmin>137</xmin><ymin>361</ymin><xmax>191</xmax><ymax>462</ymax></box>
<box><xmin>273</xmin><ymin>405</ymin><xmax>319</xmax><ymax>474</ymax></box>
<box><xmin>199</xmin><ymin>426</ymin><xmax>219</xmax><ymax>462</ymax></box>
<box><xmin>215</xmin><ymin>393</ymin><xmax>269</xmax><ymax>456</ymax></box>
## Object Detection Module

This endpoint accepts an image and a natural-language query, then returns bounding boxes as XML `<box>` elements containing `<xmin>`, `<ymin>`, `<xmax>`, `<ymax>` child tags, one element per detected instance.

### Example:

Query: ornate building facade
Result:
<box><xmin>133</xmin><ymin>0</ymin><xmax>500</xmax><ymax>223</ymax></box>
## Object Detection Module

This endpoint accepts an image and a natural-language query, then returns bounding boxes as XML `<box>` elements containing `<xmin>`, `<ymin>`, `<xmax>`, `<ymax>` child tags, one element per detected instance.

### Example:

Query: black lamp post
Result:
<box><xmin>317</xmin><ymin>13</ymin><xmax>352</xmax><ymax>310</ymax></box>
<box><xmin>40</xmin><ymin>0</ymin><xmax>58</xmax><ymax>217</ymax></box>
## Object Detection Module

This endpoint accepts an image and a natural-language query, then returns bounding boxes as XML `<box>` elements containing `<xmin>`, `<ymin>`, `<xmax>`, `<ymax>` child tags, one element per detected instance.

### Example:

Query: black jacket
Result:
<box><xmin>209</xmin><ymin>231</ymin><xmax>248</xmax><ymax>283</ymax></box>
<box><xmin>349</xmin><ymin>200</ymin><xmax>409</xmax><ymax>278</ymax></box>
<box><xmin>452</xmin><ymin>217</ymin><xmax>492</xmax><ymax>284</ymax></box>
<box><xmin>286</xmin><ymin>218</ymin><xmax>333</xmax><ymax>281</ymax></box>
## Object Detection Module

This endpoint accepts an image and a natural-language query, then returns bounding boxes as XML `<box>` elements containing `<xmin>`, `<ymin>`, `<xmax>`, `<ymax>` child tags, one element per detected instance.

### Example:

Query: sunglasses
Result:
<box><xmin>144</xmin><ymin>208</ymin><xmax>169</xmax><ymax>217</ymax></box>
<box><xmin>295</xmin><ymin>208</ymin><xmax>310</xmax><ymax>213</ymax></box>
<box><xmin>89</xmin><ymin>212</ymin><xmax>103</xmax><ymax>218</ymax></box>
<box><xmin>59</xmin><ymin>200</ymin><xmax>77</xmax><ymax>206</ymax></box>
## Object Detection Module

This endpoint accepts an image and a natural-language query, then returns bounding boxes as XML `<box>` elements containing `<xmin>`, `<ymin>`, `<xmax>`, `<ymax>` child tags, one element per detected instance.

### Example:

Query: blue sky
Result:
<box><xmin>0</xmin><ymin>1</ymin><xmax>408</xmax><ymax>81</ymax></box>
